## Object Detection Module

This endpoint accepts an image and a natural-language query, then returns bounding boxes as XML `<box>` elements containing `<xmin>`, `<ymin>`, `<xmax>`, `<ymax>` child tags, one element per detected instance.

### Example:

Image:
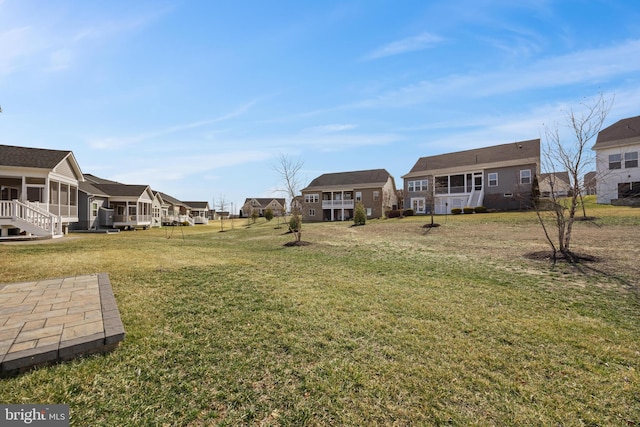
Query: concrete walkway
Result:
<box><xmin>0</xmin><ymin>273</ymin><xmax>124</xmax><ymax>376</ymax></box>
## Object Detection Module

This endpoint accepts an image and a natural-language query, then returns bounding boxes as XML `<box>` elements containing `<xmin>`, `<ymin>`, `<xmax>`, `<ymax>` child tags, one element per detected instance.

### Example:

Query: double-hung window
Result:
<box><xmin>624</xmin><ymin>152</ymin><xmax>638</xmax><ymax>168</ymax></box>
<box><xmin>609</xmin><ymin>154</ymin><xmax>622</xmax><ymax>170</ymax></box>
<box><xmin>488</xmin><ymin>173</ymin><xmax>498</xmax><ymax>187</ymax></box>
<box><xmin>520</xmin><ymin>170</ymin><xmax>531</xmax><ymax>185</ymax></box>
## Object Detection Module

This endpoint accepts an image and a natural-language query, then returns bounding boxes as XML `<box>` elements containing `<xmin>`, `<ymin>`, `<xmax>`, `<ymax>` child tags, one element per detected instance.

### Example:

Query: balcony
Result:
<box><xmin>322</xmin><ymin>200</ymin><xmax>355</xmax><ymax>209</ymax></box>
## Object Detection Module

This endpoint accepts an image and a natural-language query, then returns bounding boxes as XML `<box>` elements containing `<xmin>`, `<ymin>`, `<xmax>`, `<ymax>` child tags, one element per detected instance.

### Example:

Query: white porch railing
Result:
<box><xmin>0</xmin><ymin>200</ymin><xmax>62</xmax><ymax>237</ymax></box>
<box><xmin>322</xmin><ymin>200</ymin><xmax>355</xmax><ymax>209</ymax></box>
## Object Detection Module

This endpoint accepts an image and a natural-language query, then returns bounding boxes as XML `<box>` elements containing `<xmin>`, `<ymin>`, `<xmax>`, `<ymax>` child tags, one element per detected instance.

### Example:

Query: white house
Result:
<box><xmin>0</xmin><ymin>144</ymin><xmax>83</xmax><ymax>239</ymax></box>
<box><xmin>593</xmin><ymin>115</ymin><xmax>640</xmax><ymax>204</ymax></box>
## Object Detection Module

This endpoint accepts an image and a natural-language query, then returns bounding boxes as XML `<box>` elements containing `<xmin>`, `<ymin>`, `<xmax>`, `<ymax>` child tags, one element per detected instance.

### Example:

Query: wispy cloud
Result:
<box><xmin>303</xmin><ymin>124</ymin><xmax>358</xmax><ymax>133</ymax></box>
<box><xmin>87</xmin><ymin>101</ymin><xmax>258</xmax><ymax>149</ymax></box>
<box><xmin>350</xmin><ymin>38</ymin><xmax>640</xmax><ymax>109</ymax></box>
<box><xmin>362</xmin><ymin>32</ymin><xmax>444</xmax><ymax>60</ymax></box>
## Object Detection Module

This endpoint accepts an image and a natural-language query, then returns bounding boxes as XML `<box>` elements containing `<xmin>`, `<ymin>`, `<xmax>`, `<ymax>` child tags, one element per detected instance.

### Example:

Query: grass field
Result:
<box><xmin>1</xmin><ymin>202</ymin><xmax>639</xmax><ymax>426</ymax></box>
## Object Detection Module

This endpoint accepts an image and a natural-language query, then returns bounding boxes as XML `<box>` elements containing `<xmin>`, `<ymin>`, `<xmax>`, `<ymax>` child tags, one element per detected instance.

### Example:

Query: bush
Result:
<box><xmin>403</xmin><ymin>208</ymin><xmax>415</xmax><ymax>216</ymax></box>
<box><xmin>463</xmin><ymin>207</ymin><xmax>474</xmax><ymax>214</ymax></box>
<box><xmin>264</xmin><ymin>208</ymin><xmax>274</xmax><ymax>221</ymax></box>
<box><xmin>289</xmin><ymin>216</ymin><xmax>300</xmax><ymax>232</ymax></box>
<box><xmin>474</xmin><ymin>206</ymin><xmax>487</xmax><ymax>213</ymax></box>
<box><xmin>451</xmin><ymin>208</ymin><xmax>462</xmax><ymax>215</ymax></box>
<box><xmin>354</xmin><ymin>202</ymin><xmax>367</xmax><ymax>226</ymax></box>
<box><xmin>386</xmin><ymin>209</ymin><xmax>402</xmax><ymax>218</ymax></box>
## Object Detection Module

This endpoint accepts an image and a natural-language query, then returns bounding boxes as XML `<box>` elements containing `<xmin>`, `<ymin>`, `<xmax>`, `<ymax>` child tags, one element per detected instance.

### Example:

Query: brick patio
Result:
<box><xmin>0</xmin><ymin>273</ymin><xmax>124</xmax><ymax>376</ymax></box>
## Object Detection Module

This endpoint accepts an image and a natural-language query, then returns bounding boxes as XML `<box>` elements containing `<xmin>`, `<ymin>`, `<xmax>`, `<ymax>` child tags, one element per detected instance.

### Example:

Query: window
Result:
<box><xmin>609</xmin><ymin>154</ymin><xmax>622</xmax><ymax>170</ymax></box>
<box><xmin>624</xmin><ymin>152</ymin><xmax>638</xmax><ymax>168</ymax></box>
<box><xmin>355</xmin><ymin>192</ymin><xmax>362</xmax><ymax>202</ymax></box>
<box><xmin>373</xmin><ymin>191</ymin><xmax>380</xmax><ymax>201</ymax></box>
<box><xmin>504</xmin><ymin>193</ymin><xmax>513</xmax><ymax>198</ymax></box>
<box><xmin>309</xmin><ymin>209</ymin><xmax>316</xmax><ymax>216</ymax></box>
<box><xmin>520</xmin><ymin>169</ymin><xmax>531</xmax><ymax>184</ymax></box>
<box><xmin>408</xmin><ymin>179</ymin><xmax>428</xmax><ymax>192</ymax></box>
<box><xmin>488</xmin><ymin>173</ymin><xmax>498</xmax><ymax>187</ymax></box>
<box><xmin>92</xmin><ymin>203</ymin><xmax>99</xmax><ymax>217</ymax></box>
<box><xmin>27</xmin><ymin>186</ymin><xmax>44</xmax><ymax>202</ymax></box>
<box><xmin>304</xmin><ymin>194</ymin><xmax>319</xmax><ymax>203</ymax></box>
<box><xmin>366</xmin><ymin>208</ymin><xmax>372</xmax><ymax>216</ymax></box>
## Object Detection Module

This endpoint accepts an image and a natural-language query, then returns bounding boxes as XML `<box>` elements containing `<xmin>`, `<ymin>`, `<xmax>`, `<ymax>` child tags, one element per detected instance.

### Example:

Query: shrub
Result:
<box><xmin>289</xmin><ymin>216</ymin><xmax>300</xmax><ymax>232</ymax></box>
<box><xmin>264</xmin><ymin>208</ymin><xmax>274</xmax><ymax>221</ymax></box>
<box><xmin>451</xmin><ymin>208</ymin><xmax>462</xmax><ymax>215</ymax></box>
<box><xmin>463</xmin><ymin>207</ymin><xmax>474</xmax><ymax>214</ymax></box>
<box><xmin>474</xmin><ymin>206</ymin><xmax>487</xmax><ymax>213</ymax></box>
<box><xmin>354</xmin><ymin>202</ymin><xmax>367</xmax><ymax>226</ymax></box>
<box><xmin>386</xmin><ymin>209</ymin><xmax>402</xmax><ymax>218</ymax></box>
<box><xmin>403</xmin><ymin>209</ymin><xmax>415</xmax><ymax>216</ymax></box>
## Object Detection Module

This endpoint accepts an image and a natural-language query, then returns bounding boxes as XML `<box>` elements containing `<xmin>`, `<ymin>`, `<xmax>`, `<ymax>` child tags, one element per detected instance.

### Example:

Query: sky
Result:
<box><xmin>1</xmin><ymin>0</ymin><xmax>640</xmax><ymax>212</ymax></box>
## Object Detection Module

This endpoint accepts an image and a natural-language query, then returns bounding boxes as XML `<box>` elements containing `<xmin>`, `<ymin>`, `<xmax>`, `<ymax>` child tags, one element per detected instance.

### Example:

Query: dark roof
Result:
<box><xmin>594</xmin><ymin>115</ymin><xmax>640</xmax><ymax>149</ymax></box>
<box><xmin>183</xmin><ymin>201</ymin><xmax>210</xmax><ymax>209</ymax></box>
<box><xmin>303</xmin><ymin>169</ymin><xmax>392</xmax><ymax>190</ymax></box>
<box><xmin>243</xmin><ymin>198</ymin><xmax>286</xmax><ymax>206</ymax></box>
<box><xmin>79</xmin><ymin>181</ymin><xmax>110</xmax><ymax>197</ymax></box>
<box><xmin>83</xmin><ymin>174</ymin><xmax>122</xmax><ymax>185</ymax></box>
<box><xmin>157</xmin><ymin>192</ymin><xmax>185</xmax><ymax>206</ymax></box>
<box><xmin>93</xmin><ymin>183</ymin><xmax>150</xmax><ymax>197</ymax></box>
<box><xmin>0</xmin><ymin>144</ymin><xmax>72</xmax><ymax>169</ymax></box>
<box><xmin>406</xmin><ymin>139</ymin><xmax>540</xmax><ymax>175</ymax></box>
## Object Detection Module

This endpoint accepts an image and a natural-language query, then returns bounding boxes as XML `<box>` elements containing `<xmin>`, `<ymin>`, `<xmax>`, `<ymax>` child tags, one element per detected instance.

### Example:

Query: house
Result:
<box><xmin>158</xmin><ymin>192</ymin><xmax>193</xmax><ymax>226</ymax></box>
<box><xmin>183</xmin><ymin>201</ymin><xmax>210</xmax><ymax>224</ymax></box>
<box><xmin>0</xmin><ymin>144</ymin><xmax>83</xmax><ymax>239</ymax></box>
<box><xmin>240</xmin><ymin>198</ymin><xmax>286</xmax><ymax>218</ymax></box>
<box><xmin>402</xmin><ymin>139</ymin><xmax>540</xmax><ymax>214</ymax></box>
<box><xmin>301</xmin><ymin>169</ymin><xmax>398</xmax><ymax>222</ymax></box>
<box><xmin>538</xmin><ymin>172</ymin><xmax>572</xmax><ymax>198</ymax></box>
<box><xmin>592</xmin><ymin>115</ymin><xmax>640</xmax><ymax>204</ymax></box>
<box><xmin>78</xmin><ymin>174</ymin><xmax>154</xmax><ymax>230</ymax></box>
<box><xmin>584</xmin><ymin>171</ymin><xmax>597</xmax><ymax>196</ymax></box>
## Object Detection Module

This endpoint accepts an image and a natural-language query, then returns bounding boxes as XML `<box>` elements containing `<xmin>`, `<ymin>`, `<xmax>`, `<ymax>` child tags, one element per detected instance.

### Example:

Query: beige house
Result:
<box><xmin>403</xmin><ymin>139</ymin><xmax>540</xmax><ymax>214</ymax></box>
<box><xmin>0</xmin><ymin>144</ymin><xmax>83</xmax><ymax>239</ymax></box>
<box><xmin>183</xmin><ymin>201</ymin><xmax>210</xmax><ymax>224</ymax></box>
<box><xmin>240</xmin><ymin>198</ymin><xmax>286</xmax><ymax>218</ymax></box>
<box><xmin>538</xmin><ymin>172</ymin><xmax>572</xmax><ymax>198</ymax></box>
<box><xmin>301</xmin><ymin>169</ymin><xmax>398</xmax><ymax>222</ymax></box>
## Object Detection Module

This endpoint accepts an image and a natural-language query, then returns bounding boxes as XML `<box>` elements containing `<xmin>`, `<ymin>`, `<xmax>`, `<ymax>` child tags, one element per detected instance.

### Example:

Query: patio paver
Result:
<box><xmin>0</xmin><ymin>273</ymin><xmax>124</xmax><ymax>376</ymax></box>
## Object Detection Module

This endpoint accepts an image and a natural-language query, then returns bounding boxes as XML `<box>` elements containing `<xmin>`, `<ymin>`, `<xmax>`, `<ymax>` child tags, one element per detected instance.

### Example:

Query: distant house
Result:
<box><xmin>183</xmin><ymin>201</ymin><xmax>210</xmax><ymax>224</ymax></box>
<box><xmin>402</xmin><ymin>139</ymin><xmax>540</xmax><ymax>214</ymax></box>
<box><xmin>538</xmin><ymin>172</ymin><xmax>571</xmax><ymax>198</ymax></box>
<box><xmin>0</xmin><ymin>144</ymin><xmax>83</xmax><ymax>239</ymax></box>
<box><xmin>301</xmin><ymin>169</ymin><xmax>398</xmax><ymax>222</ymax></box>
<box><xmin>240</xmin><ymin>198</ymin><xmax>286</xmax><ymax>218</ymax></box>
<box><xmin>158</xmin><ymin>192</ymin><xmax>193</xmax><ymax>226</ymax></box>
<box><xmin>593</xmin><ymin>115</ymin><xmax>640</xmax><ymax>204</ymax></box>
<box><xmin>584</xmin><ymin>171</ymin><xmax>597</xmax><ymax>196</ymax></box>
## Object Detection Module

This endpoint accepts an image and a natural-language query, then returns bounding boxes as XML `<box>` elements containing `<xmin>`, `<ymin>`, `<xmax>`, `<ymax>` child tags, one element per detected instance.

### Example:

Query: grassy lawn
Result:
<box><xmin>1</xmin><ymin>203</ymin><xmax>639</xmax><ymax>426</ymax></box>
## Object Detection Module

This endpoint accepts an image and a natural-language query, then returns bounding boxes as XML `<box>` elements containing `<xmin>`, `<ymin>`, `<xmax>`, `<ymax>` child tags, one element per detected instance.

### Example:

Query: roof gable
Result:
<box><xmin>407</xmin><ymin>139</ymin><xmax>540</xmax><ymax>175</ymax></box>
<box><xmin>304</xmin><ymin>169</ymin><xmax>392</xmax><ymax>190</ymax></box>
<box><xmin>594</xmin><ymin>115</ymin><xmax>640</xmax><ymax>149</ymax></box>
<box><xmin>0</xmin><ymin>144</ymin><xmax>83</xmax><ymax>179</ymax></box>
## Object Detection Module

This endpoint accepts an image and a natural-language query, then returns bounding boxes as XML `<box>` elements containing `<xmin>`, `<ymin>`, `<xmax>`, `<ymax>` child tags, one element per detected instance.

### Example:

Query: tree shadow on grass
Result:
<box><xmin>525</xmin><ymin>250</ymin><xmax>638</xmax><ymax>295</ymax></box>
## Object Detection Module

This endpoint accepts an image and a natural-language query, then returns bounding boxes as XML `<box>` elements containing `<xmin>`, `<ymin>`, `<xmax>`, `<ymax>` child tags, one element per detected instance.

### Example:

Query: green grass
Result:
<box><xmin>1</xmin><ymin>208</ymin><xmax>639</xmax><ymax>426</ymax></box>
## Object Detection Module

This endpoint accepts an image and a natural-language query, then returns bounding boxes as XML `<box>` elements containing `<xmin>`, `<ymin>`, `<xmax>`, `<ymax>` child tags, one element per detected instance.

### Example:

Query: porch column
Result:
<box><xmin>341</xmin><ymin>191</ymin><xmax>345</xmax><ymax>221</ymax></box>
<box><xmin>21</xmin><ymin>176</ymin><xmax>26</xmax><ymax>202</ymax></box>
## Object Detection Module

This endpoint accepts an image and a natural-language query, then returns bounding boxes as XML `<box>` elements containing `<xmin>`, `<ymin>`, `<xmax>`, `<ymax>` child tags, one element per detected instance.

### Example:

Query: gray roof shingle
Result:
<box><xmin>303</xmin><ymin>169</ymin><xmax>392</xmax><ymax>190</ymax></box>
<box><xmin>0</xmin><ymin>144</ymin><xmax>72</xmax><ymax>169</ymax></box>
<box><xmin>594</xmin><ymin>115</ymin><xmax>640</xmax><ymax>149</ymax></box>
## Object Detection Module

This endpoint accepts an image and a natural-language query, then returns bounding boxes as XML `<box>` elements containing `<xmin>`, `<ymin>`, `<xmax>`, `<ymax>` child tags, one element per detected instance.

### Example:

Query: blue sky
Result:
<box><xmin>1</xmin><ymin>0</ymin><xmax>639</xmax><ymax>212</ymax></box>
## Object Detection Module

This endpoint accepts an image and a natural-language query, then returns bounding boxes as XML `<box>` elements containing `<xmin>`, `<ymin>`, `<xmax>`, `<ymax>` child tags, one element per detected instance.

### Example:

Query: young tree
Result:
<box><xmin>353</xmin><ymin>202</ymin><xmax>367</xmax><ymax>226</ymax></box>
<box><xmin>264</xmin><ymin>207</ymin><xmax>274</xmax><ymax>221</ymax></box>
<box><xmin>535</xmin><ymin>94</ymin><xmax>613</xmax><ymax>262</ymax></box>
<box><xmin>217</xmin><ymin>194</ymin><xmax>228</xmax><ymax>232</ymax></box>
<box><xmin>274</xmin><ymin>154</ymin><xmax>304</xmax><ymax>243</ymax></box>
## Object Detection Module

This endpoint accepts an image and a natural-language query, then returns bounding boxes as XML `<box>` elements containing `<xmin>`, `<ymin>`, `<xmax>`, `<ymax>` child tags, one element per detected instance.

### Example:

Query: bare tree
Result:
<box><xmin>217</xmin><ymin>194</ymin><xmax>228</xmax><ymax>232</ymax></box>
<box><xmin>535</xmin><ymin>94</ymin><xmax>613</xmax><ymax>262</ymax></box>
<box><xmin>273</xmin><ymin>154</ymin><xmax>304</xmax><ymax>243</ymax></box>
